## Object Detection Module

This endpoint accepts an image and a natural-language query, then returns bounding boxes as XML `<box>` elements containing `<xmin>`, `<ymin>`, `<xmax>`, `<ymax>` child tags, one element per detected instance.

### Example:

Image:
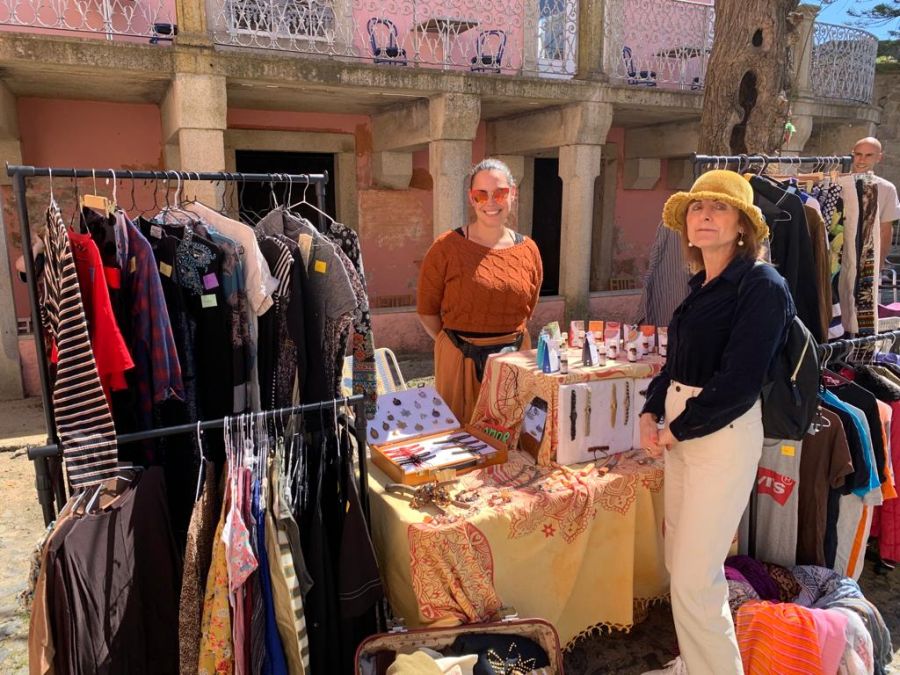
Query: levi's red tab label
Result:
<box><xmin>756</xmin><ymin>467</ymin><xmax>796</xmax><ymax>506</ymax></box>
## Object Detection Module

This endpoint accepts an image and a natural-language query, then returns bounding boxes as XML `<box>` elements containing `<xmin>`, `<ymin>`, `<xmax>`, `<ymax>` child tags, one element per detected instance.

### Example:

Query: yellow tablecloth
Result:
<box><xmin>470</xmin><ymin>349</ymin><xmax>664</xmax><ymax>465</ymax></box>
<box><xmin>369</xmin><ymin>448</ymin><xmax>669</xmax><ymax>648</ymax></box>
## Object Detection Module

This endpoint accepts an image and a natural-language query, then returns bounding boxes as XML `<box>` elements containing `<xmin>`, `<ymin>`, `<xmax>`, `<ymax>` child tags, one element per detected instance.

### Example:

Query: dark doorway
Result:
<box><xmin>234</xmin><ymin>150</ymin><xmax>336</xmax><ymax>225</ymax></box>
<box><xmin>531</xmin><ymin>157</ymin><xmax>562</xmax><ymax>295</ymax></box>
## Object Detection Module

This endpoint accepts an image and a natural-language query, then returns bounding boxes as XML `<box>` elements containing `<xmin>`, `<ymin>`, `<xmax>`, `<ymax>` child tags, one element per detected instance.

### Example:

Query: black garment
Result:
<box><xmin>853</xmin><ymin>367</ymin><xmax>900</xmax><ymax>402</ymax></box>
<box><xmin>444</xmin><ymin>633</ymin><xmax>551</xmax><ymax>675</ymax></box>
<box><xmin>48</xmin><ymin>468</ymin><xmax>181</xmax><ymax>674</ymax></box>
<box><xmin>828</xmin><ymin>381</ymin><xmax>887</xmax><ymax>484</ymax></box>
<box><xmin>750</xmin><ymin>176</ymin><xmax>824</xmax><ymax>342</ymax></box>
<box><xmin>642</xmin><ymin>257</ymin><xmax>795</xmax><ymax>440</ymax></box>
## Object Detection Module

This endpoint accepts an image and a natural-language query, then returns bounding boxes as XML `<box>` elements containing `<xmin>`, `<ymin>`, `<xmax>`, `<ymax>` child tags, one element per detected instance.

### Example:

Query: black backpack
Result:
<box><xmin>739</xmin><ymin>264</ymin><xmax>821</xmax><ymax>440</ymax></box>
<box><xmin>760</xmin><ymin>315</ymin><xmax>821</xmax><ymax>440</ymax></box>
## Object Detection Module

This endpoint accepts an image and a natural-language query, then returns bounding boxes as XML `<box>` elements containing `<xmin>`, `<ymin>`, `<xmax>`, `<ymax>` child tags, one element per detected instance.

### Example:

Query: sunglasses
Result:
<box><xmin>469</xmin><ymin>187</ymin><xmax>512</xmax><ymax>205</ymax></box>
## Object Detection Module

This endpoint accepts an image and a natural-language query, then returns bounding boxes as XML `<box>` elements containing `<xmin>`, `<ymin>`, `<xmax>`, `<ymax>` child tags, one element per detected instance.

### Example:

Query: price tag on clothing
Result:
<box><xmin>129</xmin><ymin>257</ymin><xmax>136</xmax><ymax>273</ymax></box>
<box><xmin>149</xmin><ymin>225</ymin><xmax>163</xmax><ymax>239</ymax></box>
<box><xmin>159</xmin><ymin>261</ymin><xmax>173</xmax><ymax>278</ymax></box>
<box><xmin>201</xmin><ymin>294</ymin><xmax>218</xmax><ymax>309</ymax></box>
<box><xmin>781</xmin><ymin>444</ymin><xmax>795</xmax><ymax>457</ymax></box>
<box><xmin>314</xmin><ymin>259</ymin><xmax>327</xmax><ymax>274</ymax></box>
<box><xmin>203</xmin><ymin>272</ymin><xmax>219</xmax><ymax>290</ymax></box>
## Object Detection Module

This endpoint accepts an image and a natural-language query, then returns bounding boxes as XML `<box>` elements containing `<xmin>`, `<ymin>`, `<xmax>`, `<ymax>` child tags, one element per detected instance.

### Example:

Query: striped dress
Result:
<box><xmin>40</xmin><ymin>201</ymin><xmax>118</xmax><ymax>487</ymax></box>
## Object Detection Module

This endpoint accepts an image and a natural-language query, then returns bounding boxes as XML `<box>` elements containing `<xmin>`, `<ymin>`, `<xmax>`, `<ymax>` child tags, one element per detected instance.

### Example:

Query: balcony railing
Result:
<box><xmin>811</xmin><ymin>22</ymin><xmax>878</xmax><ymax>104</ymax></box>
<box><xmin>207</xmin><ymin>0</ymin><xmax>579</xmax><ymax>78</ymax></box>
<box><xmin>0</xmin><ymin>0</ymin><xmax>176</xmax><ymax>41</ymax></box>
<box><xmin>604</xmin><ymin>0</ymin><xmax>715</xmax><ymax>91</ymax></box>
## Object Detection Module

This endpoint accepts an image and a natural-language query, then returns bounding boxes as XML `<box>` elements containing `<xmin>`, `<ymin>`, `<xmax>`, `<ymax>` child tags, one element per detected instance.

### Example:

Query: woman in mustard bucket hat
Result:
<box><xmin>640</xmin><ymin>170</ymin><xmax>795</xmax><ymax>675</ymax></box>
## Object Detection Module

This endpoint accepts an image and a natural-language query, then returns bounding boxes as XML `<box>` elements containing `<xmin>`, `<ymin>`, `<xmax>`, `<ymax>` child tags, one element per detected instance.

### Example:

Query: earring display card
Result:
<box><xmin>367</xmin><ymin>386</ymin><xmax>459</xmax><ymax>445</ymax></box>
<box><xmin>555</xmin><ymin>380</ymin><xmax>635</xmax><ymax>465</ymax></box>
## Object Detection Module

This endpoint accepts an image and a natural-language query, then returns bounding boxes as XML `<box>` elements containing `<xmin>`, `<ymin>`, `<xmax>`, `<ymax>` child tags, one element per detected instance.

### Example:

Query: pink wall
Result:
<box><xmin>10</xmin><ymin>97</ymin><xmax>164</xmax><ymax>319</ymax></box>
<box><xmin>607</xmin><ymin>126</ymin><xmax>675</xmax><ymax>284</ymax></box>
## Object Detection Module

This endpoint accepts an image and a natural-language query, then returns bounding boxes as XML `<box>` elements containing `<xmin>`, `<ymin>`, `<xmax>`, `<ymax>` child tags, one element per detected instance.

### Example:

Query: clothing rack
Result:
<box><xmin>747</xmin><ymin>329</ymin><xmax>900</xmax><ymax>559</ymax></box>
<box><xmin>5</xmin><ymin>164</ymin><xmax>353</xmax><ymax>527</ymax></box>
<box><xmin>691</xmin><ymin>153</ymin><xmax>853</xmax><ymax>178</ymax></box>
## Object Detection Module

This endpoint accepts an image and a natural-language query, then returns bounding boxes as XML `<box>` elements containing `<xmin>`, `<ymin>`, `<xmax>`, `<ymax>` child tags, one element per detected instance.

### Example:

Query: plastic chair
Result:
<box><xmin>367</xmin><ymin>17</ymin><xmax>408</xmax><ymax>65</ymax></box>
<box><xmin>470</xmin><ymin>30</ymin><xmax>506</xmax><ymax>73</ymax></box>
<box><xmin>341</xmin><ymin>347</ymin><xmax>407</xmax><ymax>397</ymax></box>
<box><xmin>622</xmin><ymin>46</ymin><xmax>657</xmax><ymax>86</ymax></box>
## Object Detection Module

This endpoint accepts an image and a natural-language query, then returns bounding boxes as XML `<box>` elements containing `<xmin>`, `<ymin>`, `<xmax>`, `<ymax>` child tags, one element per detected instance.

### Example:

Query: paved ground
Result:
<box><xmin>0</xmin><ymin>384</ymin><xmax>897</xmax><ymax>673</ymax></box>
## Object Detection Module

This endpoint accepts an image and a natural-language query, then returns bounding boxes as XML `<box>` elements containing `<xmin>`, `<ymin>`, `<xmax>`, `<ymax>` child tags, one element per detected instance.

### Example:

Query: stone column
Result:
<box><xmin>429</xmin><ymin>140</ymin><xmax>472</xmax><ymax>236</ymax></box>
<box><xmin>0</xmin><ymin>82</ymin><xmax>24</xmax><ymax>399</ymax></box>
<box><xmin>175</xmin><ymin>0</ymin><xmax>212</xmax><ymax>46</ymax></box>
<box><xmin>559</xmin><ymin>143</ymin><xmax>604</xmax><ymax>322</ymax></box>
<box><xmin>576</xmin><ymin>0</ymin><xmax>606</xmax><ymax>80</ymax></box>
<box><xmin>428</xmin><ymin>94</ymin><xmax>480</xmax><ymax>237</ymax></box>
<box><xmin>161</xmin><ymin>72</ymin><xmax>227</xmax><ymax>206</ymax></box>
<box><xmin>794</xmin><ymin>4</ymin><xmax>821</xmax><ymax>99</ymax></box>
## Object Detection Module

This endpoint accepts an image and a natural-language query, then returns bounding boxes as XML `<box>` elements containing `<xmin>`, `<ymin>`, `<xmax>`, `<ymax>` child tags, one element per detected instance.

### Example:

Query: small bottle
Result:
<box><xmin>560</xmin><ymin>349</ymin><xmax>569</xmax><ymax>374</ymax></box>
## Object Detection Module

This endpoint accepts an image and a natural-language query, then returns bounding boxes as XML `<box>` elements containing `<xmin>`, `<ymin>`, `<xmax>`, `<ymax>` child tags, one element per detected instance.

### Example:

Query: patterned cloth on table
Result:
<box><xmin>762</xmin><ymin>562</ymin><xmax>802</xmax><ymax>602</ymax></box>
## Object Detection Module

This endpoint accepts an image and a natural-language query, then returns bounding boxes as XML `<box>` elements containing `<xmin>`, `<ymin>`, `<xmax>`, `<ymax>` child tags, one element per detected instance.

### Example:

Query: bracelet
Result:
<box><xmin>610</xmin><ymin>382</ymin><xmax>618</xmax><ymax>428</ymax></box>
<box><xmin>570</xmin><ymin>389</ymin><xmax>577</xmax><ymax>441</ymax></box>
<box><xmin>624</xmin><ymin>381</ymin><xmax>631</xmax><ymax>427</ymax></box>
<box><xmin>584</xmin><ymin>387</ymin><xmax>592</xmax><ymax>437</ymax></box>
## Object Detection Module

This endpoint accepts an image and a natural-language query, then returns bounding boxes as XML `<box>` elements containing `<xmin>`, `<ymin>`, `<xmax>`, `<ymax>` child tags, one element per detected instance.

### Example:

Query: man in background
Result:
<box><xmin>852</xmin><ymin>137</ymin><xmax>900</xmax><ymax>264</ymax></box>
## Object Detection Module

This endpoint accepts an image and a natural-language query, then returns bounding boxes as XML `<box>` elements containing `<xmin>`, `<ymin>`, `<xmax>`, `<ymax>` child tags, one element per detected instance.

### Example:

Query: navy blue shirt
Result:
<box><xmin>642</xmin><ymin>256</ymin><xmax>795</xmax><ymax>440</ymax></box>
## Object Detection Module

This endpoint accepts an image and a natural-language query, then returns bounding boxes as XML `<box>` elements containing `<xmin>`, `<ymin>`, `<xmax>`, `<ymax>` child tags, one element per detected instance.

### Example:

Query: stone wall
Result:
<box><xmin>875</xmin><ymin>71</ymin><xmax>900</xmax><ymax>190</ymax></box>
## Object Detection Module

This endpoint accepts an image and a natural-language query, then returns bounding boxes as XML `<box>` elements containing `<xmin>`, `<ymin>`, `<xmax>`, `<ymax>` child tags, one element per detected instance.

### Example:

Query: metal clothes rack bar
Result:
<box><xmin>691</xmin><ymin>153</ymin><xmax>853</xmax><ymax>178</ymax></box>
<box><xmin>5</xmin><ymin>164</ymin><xmax>359</xmax><ymax>527</ymax></box>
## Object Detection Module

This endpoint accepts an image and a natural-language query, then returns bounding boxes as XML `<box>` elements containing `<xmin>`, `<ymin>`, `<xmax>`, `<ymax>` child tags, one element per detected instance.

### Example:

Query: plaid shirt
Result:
<box><xmin>125</xmin><ymin>220</ymin><xmax>184</xmax><ymax>428</ymax></box>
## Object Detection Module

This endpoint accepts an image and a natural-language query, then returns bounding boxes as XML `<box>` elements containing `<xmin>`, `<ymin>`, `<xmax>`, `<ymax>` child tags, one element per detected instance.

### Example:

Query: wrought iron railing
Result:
<box><xmin>0</xmin><ymin>0</ymin><xmax>176</xmax><ymax>41</ymax></box>
<box><xmin>604</xmin><ymin>0</ymin><xmax>714</xmax><ymax>90</ymax></box>
<box><xmin>207</xmin><ymin>0</ymin><xmax>579</xmax><ymax>78</ymax></box>
<box><xmin>811</xmin><ymin>21</ymin><xmax>878</xmax><ymax>104</ymax></box>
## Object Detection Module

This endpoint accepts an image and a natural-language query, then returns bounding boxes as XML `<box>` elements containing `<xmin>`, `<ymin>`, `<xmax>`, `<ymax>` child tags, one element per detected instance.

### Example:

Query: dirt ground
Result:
<box><xmin>0</xmin><ymin>384</ymin><xmax>897</xmax><ymax>674</ymax></box>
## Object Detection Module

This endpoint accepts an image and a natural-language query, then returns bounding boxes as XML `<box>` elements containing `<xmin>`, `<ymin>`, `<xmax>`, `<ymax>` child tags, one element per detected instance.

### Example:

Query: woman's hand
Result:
<box><xmin>657</xmin><ymin>427</ymin><xmax>676</xmax><ymax>450</ymax></box>
<box><xmin>640</xmin><ymin>413</ymin><xmax>676</xmax><ymax>457</ymax></box>
<box><xmin>639</xmin><ymin>413</ymin><xmax>662</xmax><ymax>456</ymax></box>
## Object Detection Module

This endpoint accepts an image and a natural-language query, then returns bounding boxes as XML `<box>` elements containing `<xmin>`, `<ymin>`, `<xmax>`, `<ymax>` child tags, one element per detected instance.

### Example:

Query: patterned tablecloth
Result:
<box><xmin>470</xmin><ymin>349</ymin><xmax>665</xmax><ymax>465</ymax></box>
<box><xmin>369</xmin><ymin>448</ymin><xmax>669</xmax><ymax>648</ymax></box>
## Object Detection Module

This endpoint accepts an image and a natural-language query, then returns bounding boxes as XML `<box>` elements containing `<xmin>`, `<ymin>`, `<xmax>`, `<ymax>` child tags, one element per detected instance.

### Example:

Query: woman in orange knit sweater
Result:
<box><xmin>417</xmin><ymin>158</ymin><xmax>543</xmax><ymax>423</ymax></box>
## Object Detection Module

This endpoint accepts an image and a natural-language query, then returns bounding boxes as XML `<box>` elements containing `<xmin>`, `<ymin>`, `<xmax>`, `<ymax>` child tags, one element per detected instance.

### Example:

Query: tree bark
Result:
<box><xmin>698</xmin><ymin>0</ymin><xmax>803</xmax><ymax>155</ymax></box>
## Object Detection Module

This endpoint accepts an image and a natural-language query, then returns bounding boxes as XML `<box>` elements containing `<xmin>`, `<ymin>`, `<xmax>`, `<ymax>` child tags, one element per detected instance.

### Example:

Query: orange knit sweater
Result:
<box><xmin>417</xmin><ymin>229</ymin><xmax>543</xmax><ymax>334</ymax></box>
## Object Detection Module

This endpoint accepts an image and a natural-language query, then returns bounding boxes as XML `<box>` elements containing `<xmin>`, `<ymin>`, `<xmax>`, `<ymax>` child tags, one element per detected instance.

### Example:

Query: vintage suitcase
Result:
<box><xmin>355</xmin><ymin>613</ymin><xmax>565</xmax><ymax>674</ymax></box>
<box><xmin>368</xmin><ymin>386</ymin><xmax>507</xmax><ymax>485</ymax></box>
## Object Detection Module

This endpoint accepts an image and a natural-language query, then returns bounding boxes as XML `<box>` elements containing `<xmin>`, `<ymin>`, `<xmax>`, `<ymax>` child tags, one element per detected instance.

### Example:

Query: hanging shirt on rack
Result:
<box><xmin>750</xmin><ymin>175</ymin><xmax>824</xmax><ymax>341</ymax></box>
<box><xmin>836</xmin><ymin>177</ymin><xmax>881</xmax><ymax>335</ymax></box>
<box><xmin>182</xmin><ymin>201</ymin><xmax>280</xmax><ymax>411</ymax></box>
<box><xmin>68</xmin><ymin>228</ymin><xmax>135</xmax><ymax>399</ymax></box>
<box><xmin>324</xmin><ymin>220</ymin><xmax>378</xmax><ymax>419</ymax></box>
<box><xmin>797</xmin><ymin>408</ymin><xmax>854</xmax><ymax>566</ymax></box>
<box><xmin>258</xmin><ymin>208</ymin><xmax>357</xmax><ymax>404</ymax></box>
<box><xmin>39</xmin><ymin>201</ymin><xmax>119</xmax><ymax>487</ymax></box>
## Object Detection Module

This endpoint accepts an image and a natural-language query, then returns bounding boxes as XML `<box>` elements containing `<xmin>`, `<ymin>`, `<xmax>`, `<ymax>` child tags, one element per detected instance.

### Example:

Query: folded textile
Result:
<box><xmin>737</xmin><ymin>601</ymin><xmax>830</xmax><ymax>675</ymax></box>
<box><xmin>831</xmin><ymin>607</ymin><xmax>875</xmax><ymax>675</ymax></box>
<box><xmin>725</xmin><ymin>555</ymin><xmax>781</xmax><ymax>601</ymax></box>
<box><xmin>815</xmin><ymin>596</ymin><xmax>892</xmax><ymax>675</ymax></box>
<box><xmin>728</xmin><ymin>580</ymin><xmax>761</xmax><ymax>620</ymax></box>
<box><xmin>444</xmin><ymin>634</ymin><xmax>550</xmax><ymax>675</ymax></box>
<box><xmin>790</xmin><ymin>565</ymin><xmax>846</xmax><ymax>607</ymax></box>
<box><xmin>763</xmin><ymin>562</ymin><xmax>802</xmax><ymax>603</ymax></box>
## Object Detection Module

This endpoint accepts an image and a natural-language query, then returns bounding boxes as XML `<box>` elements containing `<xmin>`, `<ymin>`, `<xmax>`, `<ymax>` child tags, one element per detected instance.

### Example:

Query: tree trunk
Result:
<box><xmin>698</xmin><ymin>0</ymin><xmax>803</xmax><ymax>155</ymax></box>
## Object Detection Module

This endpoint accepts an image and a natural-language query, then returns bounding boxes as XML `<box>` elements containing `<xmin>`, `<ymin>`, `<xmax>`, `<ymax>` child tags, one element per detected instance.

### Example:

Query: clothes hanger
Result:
<box><xmin>287</xmin><ymin>175</ymin><xmax>335</xmax><ymax>229</ymax></box>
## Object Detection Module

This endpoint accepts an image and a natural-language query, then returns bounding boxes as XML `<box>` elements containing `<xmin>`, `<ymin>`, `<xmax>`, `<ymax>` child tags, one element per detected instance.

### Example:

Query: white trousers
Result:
<box><xmin>664</xmin><ymin>382</ymin><xmax>763</xmax><ymax>675</ymax></box>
